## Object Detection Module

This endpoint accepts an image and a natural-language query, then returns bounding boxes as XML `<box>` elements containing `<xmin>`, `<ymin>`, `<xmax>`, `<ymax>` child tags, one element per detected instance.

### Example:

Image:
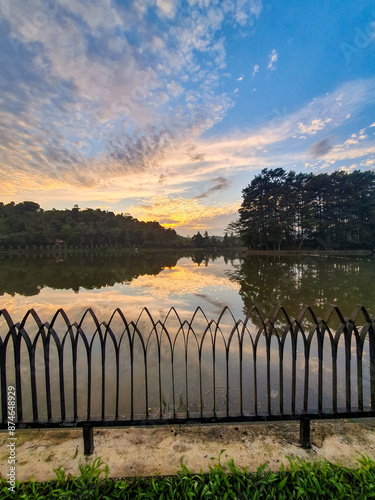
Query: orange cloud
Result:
<box><xmin>128</xmin><ymin>196</ymin><xmax>240</xmax><ymax>231</ymax></box>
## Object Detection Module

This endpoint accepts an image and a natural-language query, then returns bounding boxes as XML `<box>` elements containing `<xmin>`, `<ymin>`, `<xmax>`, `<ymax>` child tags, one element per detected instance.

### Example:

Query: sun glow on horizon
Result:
<box><xmin>128</xmin><ymin>196</ymin><xmax>240</xmax><ymax>234</ymax></box>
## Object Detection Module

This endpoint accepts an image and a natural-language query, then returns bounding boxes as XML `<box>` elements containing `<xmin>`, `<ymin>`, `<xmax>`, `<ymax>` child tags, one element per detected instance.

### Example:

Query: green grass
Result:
<box><xmin>1</xmin><ymin>453</ymin><xmax>375</xmax><ymax>499</ymax></box>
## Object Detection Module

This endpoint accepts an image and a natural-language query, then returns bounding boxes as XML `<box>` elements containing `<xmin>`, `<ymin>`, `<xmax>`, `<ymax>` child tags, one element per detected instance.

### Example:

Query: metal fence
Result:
<box><xmin>1</xmin><ymin>305</ymin><xmax>374</xmax><ymax>454</ymax></box>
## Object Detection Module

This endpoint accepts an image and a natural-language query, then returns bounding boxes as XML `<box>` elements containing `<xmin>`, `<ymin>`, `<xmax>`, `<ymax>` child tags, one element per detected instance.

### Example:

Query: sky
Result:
<box><xmin>0</xmin><ymin>0</ymin><xmax>374</xmax><ymax>236</ymax></box>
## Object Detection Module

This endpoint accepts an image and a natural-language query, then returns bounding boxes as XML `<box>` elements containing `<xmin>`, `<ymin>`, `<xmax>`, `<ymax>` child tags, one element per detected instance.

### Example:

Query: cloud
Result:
<box><xmin>340</xmin><ymin>164</ymin><xmax>357</xmax><ymax>172</ymax></box>
<box><xmin>1</xmin><ymin>75</ymin><xmax>374</xmax><ymax>213</ymax></box>
<box><xmin>156</xmin><ymin>0</ymin><xmax>177</xmax><ymax>19</ymax></box>
<box><xmin>0</xmin><ymin>0</ymin><xmax>262</xmax><ymax>189</ymax></box>
<box><xmin>188</xmin><ymin>152</ymin><xmax>205</xmax><ymax>162</ymax></box>
<box><xmin>308</xmin><ymin>138</ymin><xmax>333</xmax><ymax>158</ymax></box>
<box><xmin>167</xmin><ymin>80</ymin><xmax>184</xmax><ymax>97</ymax></box>
<box><xmin>153</xmin><ymin>78</ymin><xmax>375</xmax><ymax>188</ymax></box>
<box><xmin>324</xmin><ymin>145</ymin><xmax>375</xmax><ymax>162</ymax></box>
<box><xmin>252</xmin><ymin>64</ymin><xmax>259</xmax><ymax>77</ymax></box>
<box><xmin>128</xmin><ymin>196</ymin><xmax>240</xmax><ymax>232</ymax></box>
<box><xmin>201</xmin><ymin>80</ymin><xmax>374</xmax><ymax>152</ymax></box>
<box><xmin>194</xmin><ymin>177</ymin><xmax>231</xmax><ymax>199</ymax></box>
<box><xmin>233</xmin><ymin>0</ymin><xmax>263</xmax><ymax>25</ymax></box>
<box><xmin>267</xmin><ymin>49</ymin><xmax>278</xmax><ymax>70</ymax></box>
<box><xmin>298</xmin><ymin>118</ymin><xmax>332</xmax><ymax>135</ymax></box>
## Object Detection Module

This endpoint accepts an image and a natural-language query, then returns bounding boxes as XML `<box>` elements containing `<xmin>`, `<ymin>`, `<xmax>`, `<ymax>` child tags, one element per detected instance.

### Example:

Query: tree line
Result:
<box><xmin>237</xmin><ymin>168</ymin><xmax>375</xmax><ymax>250</ymax></box>
<box><xmin>0</xmin><ymin>202</ymin><xmax>239</xmax><ymax>249</ymax></box>
<box><xmin>0</xmin><ymin>202</ymin><xmax>187</xmax><ymax>248</ymax></box>
<box><xmin>191</xmin><ymin>230</ymin><xmax>239</xmax><ymax>248</ymax></box>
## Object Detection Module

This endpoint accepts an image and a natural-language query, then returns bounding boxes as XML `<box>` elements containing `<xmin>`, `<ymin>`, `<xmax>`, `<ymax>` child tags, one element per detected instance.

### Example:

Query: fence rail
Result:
<box><xmin>1</xmin><ymin>305</ymin><xmax>374</xmax><ymax>454</ymax></box>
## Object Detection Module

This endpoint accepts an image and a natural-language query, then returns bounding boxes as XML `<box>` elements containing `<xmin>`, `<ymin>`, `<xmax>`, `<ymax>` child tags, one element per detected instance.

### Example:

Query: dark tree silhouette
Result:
<box><xmin>238</xmin><ymin>168</ymin><xmax>375</xmax><ymax>250</ymax></box>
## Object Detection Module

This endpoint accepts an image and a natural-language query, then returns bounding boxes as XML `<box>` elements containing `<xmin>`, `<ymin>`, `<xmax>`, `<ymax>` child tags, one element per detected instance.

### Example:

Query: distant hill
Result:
<box><xmin>0</xmin><ymin>201</ymin><xmax>190</xmax><ymax>249</ymax></box>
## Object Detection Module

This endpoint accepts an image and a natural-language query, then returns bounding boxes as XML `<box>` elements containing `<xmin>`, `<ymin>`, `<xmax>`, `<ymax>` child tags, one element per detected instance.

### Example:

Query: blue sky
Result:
<box><xmin>0</xmin><ymin>0</ymin><xmax>374</xmax><ymax>235</ymax></box>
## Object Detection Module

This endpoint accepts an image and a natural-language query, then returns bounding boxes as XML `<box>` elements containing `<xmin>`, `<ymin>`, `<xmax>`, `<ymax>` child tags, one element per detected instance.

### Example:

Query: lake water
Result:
<box><xmin>1</xmin><ymin>250</ymin><xmax>374</xmax><ymax>322</ymax></box>
<box><xmin>1</xmin><ymin>250</ymin><xmax>374</xmax><ymax>421</ymax></box>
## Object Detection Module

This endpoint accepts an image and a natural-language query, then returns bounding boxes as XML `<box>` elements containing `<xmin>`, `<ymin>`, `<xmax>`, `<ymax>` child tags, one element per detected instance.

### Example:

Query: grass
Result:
<box><xmin>1</xmin><ymin>453</ymin><xmax>375</xmax><ymax>499</ymax></box>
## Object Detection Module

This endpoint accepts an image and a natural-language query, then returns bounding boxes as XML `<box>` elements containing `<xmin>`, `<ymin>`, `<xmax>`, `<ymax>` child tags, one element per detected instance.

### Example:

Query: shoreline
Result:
<box><xmin>244</xmin><ymin>249</ymin><xmax>374</xmax><ymax>256</ymax></box>
<box><xmin>0</xmin><ymin>246</ymin><xmax>245</xmax><ymax>257</ymax></box>
<box><xmin>0</xmin><ymin>247</ymin><xmax>373</xmax><ymax>257</ymax></box>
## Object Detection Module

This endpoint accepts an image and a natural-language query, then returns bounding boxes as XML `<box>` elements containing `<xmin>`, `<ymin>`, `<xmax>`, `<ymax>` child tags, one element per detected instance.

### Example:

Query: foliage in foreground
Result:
<box><xmin>1</xmin><ymin>454</ymin><xmax>375</xmax><ymax>499</ymax></box>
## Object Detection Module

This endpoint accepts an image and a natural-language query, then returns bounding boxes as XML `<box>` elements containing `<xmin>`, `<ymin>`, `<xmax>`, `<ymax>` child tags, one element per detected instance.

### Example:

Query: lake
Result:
<box><xmin>1</xmin><ymin>249</ymin><xmax>374</xmax><ymax>322</ymax></box>
<box><xmin>1</xmin><ymin>250</ymin><xmax>374</xmax><ymax>421</ymax></box>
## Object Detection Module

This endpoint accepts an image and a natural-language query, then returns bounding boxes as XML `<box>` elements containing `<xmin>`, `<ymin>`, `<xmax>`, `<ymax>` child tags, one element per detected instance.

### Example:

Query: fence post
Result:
<box><xmin>83</xmin><ymin>424</ymin><xmax>94</xmax><ymax>455</ymax></box>
<box><xmin>300</xmin><ymin>418</ymin><xmax>311</xmax><ymax>449</ymax></box>
<box><xmin>369</xmin><ymin>322</ymin><xmax>375</xmax><ymax>409</ymax></box>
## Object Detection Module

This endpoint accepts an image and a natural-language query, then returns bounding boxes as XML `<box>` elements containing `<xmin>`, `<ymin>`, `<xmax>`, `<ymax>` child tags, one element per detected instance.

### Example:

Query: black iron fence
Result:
<box><xmin>0</xmin><ymin>305</ymin><xmax>374</xmax><ymax>454</ymax></box>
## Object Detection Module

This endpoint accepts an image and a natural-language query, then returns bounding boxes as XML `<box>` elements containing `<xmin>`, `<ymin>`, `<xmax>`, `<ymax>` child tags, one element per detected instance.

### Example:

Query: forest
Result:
<box><xmin>238</xmin><ymin>168</ymin><xmax>375</xmax><ymax>250</ymax></box>
<box><xmin>0</xmin><ymin>202</ymin><xmax>238</xmax><ymax>249</ymax></box>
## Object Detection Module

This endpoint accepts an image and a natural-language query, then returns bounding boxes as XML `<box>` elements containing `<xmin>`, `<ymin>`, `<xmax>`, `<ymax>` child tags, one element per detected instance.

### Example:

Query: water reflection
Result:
<box><xmin>227</xmin><ymin>254</ymin><xmax>375</xmax><ymax>319</ymax></box>
<box><xmin>0</xmin><ymin>251</ymin><xmax>182</xmax><ymax>296</ymax></box>
<box><xmin>1</xmin><ymin>252</ymin><xmax>374</xmax><ymax>319</ymax></box>
<box><xmin>0</xmin><ymin>250</ymin><xmax>244</xmax><ymax>323</ymax></box>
